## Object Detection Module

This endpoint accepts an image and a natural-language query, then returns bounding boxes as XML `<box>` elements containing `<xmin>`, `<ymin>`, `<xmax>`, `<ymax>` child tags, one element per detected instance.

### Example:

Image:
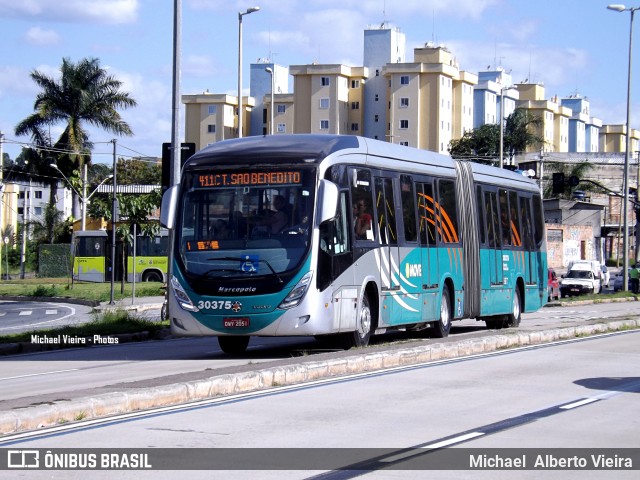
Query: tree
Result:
<box><xmin>115</xmin><ymin>158</ymin><xmax>161</xmax><ymax>185</ymax></box>
<box><xmin>449</xmin><ymin>108</ymin><xmax>545</xmax><ymax>165</ymax></box>
<box><xmin>15</xmin><ymin>57</ymin><xmax>137</xmax><ymax>218</ymax></box>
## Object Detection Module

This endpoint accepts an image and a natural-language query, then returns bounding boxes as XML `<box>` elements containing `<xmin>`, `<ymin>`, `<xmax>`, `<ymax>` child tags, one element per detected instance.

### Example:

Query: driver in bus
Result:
<box><xmin>249</xmin><ymin>195</ymin><xmax>290</xmax><ymax>234</ymax></box>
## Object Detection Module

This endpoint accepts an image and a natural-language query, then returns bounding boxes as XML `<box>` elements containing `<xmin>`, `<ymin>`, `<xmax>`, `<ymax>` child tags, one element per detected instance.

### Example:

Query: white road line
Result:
<box><xmin>380</xmin><ymin>432</ymin><xmax>485</xmax><ymax>463</ymax></box>
<box><xmin>45</xmin><ymin>310</ymin><xmax>57</xmax><ymax>315</ymax></box>
<box><xmin>560</xmin><ymin>398</ymin><xmax>600</xmax><ymax>409</ymax></box>
<box><xmin>0</xmin><ymin>369</ymin><xmax>80</xmax><ymax>381</ymax></box>
<box><xmin>18</xmin><ymin>311</ymin><xmax>32</xmax><ymax>316</ymax></box>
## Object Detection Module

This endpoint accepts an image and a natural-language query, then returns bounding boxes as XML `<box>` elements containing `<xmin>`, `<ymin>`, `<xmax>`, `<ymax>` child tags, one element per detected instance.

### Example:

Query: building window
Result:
<box><xmin>35</xmin><ymin>191</ymin><xmax>43</xmax><ymax>199</ymax></box>
<box><xmin>319</xmin><ymin>98</ymin><xmax>330</xmax><ymax>109</ymax></box>
<box><xmin>400</xmin><ymin>141</ymin><xmax>409</xmax><ymax>146</ymax></box>
<box><xmin>374</xmin><ymin>115</ymin><xmax>379</xmax><ymax>122</ymax></box>
<box><xmin>321</xmin><ymin>77</ymin><xmax>330</xmax><ymax>86</ymax></box>
<box><xmin>277</xmin><ymin>105</ymin><xmax>286</xmax><ymax>113</ymax></box>
<box><xmin>208</xmin><ymin>105</ymin><xmax>217</xmax><ymax>115</ymax></box>
<box><xmin>207</xmin><ymin>124</ymin><xmax>216</xmax><ymax>133</ymax></box>
<box><xmin>351</xmin><ymin>101</ymin><xmax>360</xmax><ymax>110</ymax></box>
<box><xmin>400</xmin><ymin>75</ymin><xmax>409</xmax><ymax>85</ymax></box>
<box><xmin>35</xmin><ymin>207</ymin><xmax>42</xmax><ymax>216</ymax></box>
<box><xmin>351</xmin><ymin>80</ymin><xmax>360</xmax><ymax>88</ymax></box>
<box><xmin>277</xmin><ymin>123</ymin><xmax>286</xmax><ymax>133</ymax></box>
<box><xmin>351</xmin><ymin>123</ymin><xmax>359</xmax><ymax>132</ymax></box>
<box><xmin>400</xmin><ymin>97</ymin><xmax>409</xmax><ymax>108</ymax></box>
<box><xmin>400</xmin><ymin>120</ymin><xmax>409</xmax><ymax>129</ymax></box>
<box><xmin>376</xmin><ymin>69</ymin><xmax>380</xmax><ymax>77</ymax></box>
<box><xmin>375</xmin><ymin>94</ymin><xmax>379</xmax><ymax>101</ymax></box>
<box><xmin>320</xmin><ymin>120</ymin><xmax>330</xmax><ymax>130</ymax></box>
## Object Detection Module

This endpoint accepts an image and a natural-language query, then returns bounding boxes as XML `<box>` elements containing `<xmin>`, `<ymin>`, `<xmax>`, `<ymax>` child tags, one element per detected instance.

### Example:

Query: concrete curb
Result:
<box><xmin>1</xmin><ymin>318</ymin><xmax>638</xmax><ymax>436</ymax></box>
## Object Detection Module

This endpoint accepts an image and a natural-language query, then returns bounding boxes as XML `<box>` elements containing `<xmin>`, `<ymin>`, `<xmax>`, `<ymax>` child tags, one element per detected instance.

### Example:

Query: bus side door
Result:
<box><xmin>482</xmin><ymin>188</ymin><xmax>505</xmax><ymax>313</ymax></box>
<box><xmin>374</xmin><ymin>176</ymin><xmax>401</xmax><ymax>325</ymax></box>
<box><xmin>416</xmin><ymin>180</ymin><xmax>439</xmax><ymax>321</ymax></box>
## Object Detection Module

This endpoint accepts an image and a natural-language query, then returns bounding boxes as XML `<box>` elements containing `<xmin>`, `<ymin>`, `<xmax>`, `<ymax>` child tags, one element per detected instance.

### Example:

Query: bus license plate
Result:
<box><xmin>224</xmin><ymin>318</ymin><xmax>250</xmax><ymax>328</ymax></box>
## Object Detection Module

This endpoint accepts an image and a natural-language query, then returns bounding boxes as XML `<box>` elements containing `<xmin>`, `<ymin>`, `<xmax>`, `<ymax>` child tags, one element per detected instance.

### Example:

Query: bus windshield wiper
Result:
<box><xmin>206</xmin><ymin>256</ymin><xmax>284</xmax><ymax>283</ymax></box>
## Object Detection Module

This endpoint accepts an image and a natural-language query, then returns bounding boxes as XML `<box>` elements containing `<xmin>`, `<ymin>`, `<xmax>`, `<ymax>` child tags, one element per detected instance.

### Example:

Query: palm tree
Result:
<box><xmin>15</xmin><ymin>57</ymin><xmax>137</xmax><ymax>218</ymax></box>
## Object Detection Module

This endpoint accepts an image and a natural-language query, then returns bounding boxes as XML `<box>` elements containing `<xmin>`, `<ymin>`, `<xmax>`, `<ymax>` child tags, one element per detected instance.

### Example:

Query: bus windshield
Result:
<box><xmin>177</xmin><ymin>167</ymin><xmax>316</xmax><ymax>280</ymax></box>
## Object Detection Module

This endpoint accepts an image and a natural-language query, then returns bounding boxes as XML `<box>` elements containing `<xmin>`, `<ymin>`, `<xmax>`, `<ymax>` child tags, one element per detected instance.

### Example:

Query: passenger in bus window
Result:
<box><xmin>354</xmin><ymin>199</ymin><xmax>372</xmax><ymax>240</ymax></box>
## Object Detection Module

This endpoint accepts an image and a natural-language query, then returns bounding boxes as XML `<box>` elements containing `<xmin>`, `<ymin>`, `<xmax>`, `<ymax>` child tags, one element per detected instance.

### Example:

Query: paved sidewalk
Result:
<box><xmin>93</xmin><ymin>295</ymin><xmax>165</xmax><ymax>314</ymax></box>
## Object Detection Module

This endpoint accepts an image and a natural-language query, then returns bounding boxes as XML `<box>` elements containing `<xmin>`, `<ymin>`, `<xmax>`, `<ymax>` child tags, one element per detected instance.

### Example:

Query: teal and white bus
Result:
<box><xmin>161</xmin><ymin>135</ymin><xmax>547</xmax><ymax>354</ymax></box>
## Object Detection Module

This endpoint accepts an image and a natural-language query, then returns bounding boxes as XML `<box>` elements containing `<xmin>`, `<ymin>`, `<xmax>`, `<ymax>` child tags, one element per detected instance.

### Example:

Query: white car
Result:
<box><xmin>560</xmin><ymin>269</ymin><xmax>601</xmax><ymax>297</ymax></box>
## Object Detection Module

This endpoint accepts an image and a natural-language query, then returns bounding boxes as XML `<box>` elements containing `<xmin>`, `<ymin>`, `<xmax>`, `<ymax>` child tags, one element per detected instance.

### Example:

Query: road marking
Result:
<box><xmin>18</xmin><ymin>311</ymin><xmax>32</xmax><ymax>316</ymax></box>
<box><xmin>380</xmin><ymin>432</ymin><xmax>485</xmax><ymax>463</ymax></box>
<box><xmin>0</xmin><ymin>369</ymin><xmax>80</xmax><ymax>381</ymax></box>
<box><xmin>45</xmin><ymin>310</ymin><xmax>57</xmax><ymax>315</ymax></box>
<box><xmin>560</xmin><ymin>398</ymin><xmax>600</xmax><ymax>409</ymax></box>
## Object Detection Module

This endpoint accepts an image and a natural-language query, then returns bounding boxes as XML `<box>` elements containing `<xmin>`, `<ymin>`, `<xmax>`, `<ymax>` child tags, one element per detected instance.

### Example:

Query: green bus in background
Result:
<box><xmin>72</xmin><ymin>229</ymin><xmax>168</xmax><ymax>283</ymax></box>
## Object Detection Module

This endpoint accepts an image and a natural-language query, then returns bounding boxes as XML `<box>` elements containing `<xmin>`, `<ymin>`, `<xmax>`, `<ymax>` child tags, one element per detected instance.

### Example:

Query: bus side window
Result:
<box><xmin>476</xmin><ymin>185</ymin><xmax>486</xmax><ymax>245</ymax></box>
<box><xmin>485</xmin><ymin>191</ymin><xmax>499</xmax><ymax>248</ymax></box>
<box><xmin>400</xmin><ymin>174</ymin><xmax>417</xmax><ymax>243</ymax></box>
<box><xmin>350</xmin><ymin>169</ymin><xmax>375</xmax><ymax>241</ymax></box>
<box><xmin>417</xmin><ymin>181</ymin><xmax>436</xmax><ymax>246</ymax></box>
<box><xmin>499</xmin><ymin>189</ymin><xmax>511</xmax><ymax>247</ymax></box>
<box><xmin>509</xmin><ymin>190</ymin><xmax>521</xmax><ymax>247</ymax></box>
<box><xmin>437</xmin><ymin>179</ymin><xmax>459</xmax><ymax>244</ymax></box>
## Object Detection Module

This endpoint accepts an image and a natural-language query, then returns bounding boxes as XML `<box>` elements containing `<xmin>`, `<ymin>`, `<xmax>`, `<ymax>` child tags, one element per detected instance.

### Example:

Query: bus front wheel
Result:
<box><xmin>337</xmin><ymin>293</ymin><xmax>373</xmax><ymax>349</ymax></box>
<box><xmin>431</xmin><ymin>285</ymin><xmax>452</xmax><ymax>338</ymax></box>
<box><xmin>218</xmin><ymin>336</ymin><xmax>250</xmax><ymax>355</ymax></box>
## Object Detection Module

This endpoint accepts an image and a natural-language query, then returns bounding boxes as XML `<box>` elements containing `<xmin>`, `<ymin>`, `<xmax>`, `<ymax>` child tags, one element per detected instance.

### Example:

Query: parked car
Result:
<box><xmin>560</xmin><ymin>268</ymin><xmax>601</xmax><ymax>297</ymax></box>
<box><xmin>547</xmin><ymin>268</ymin><xmax>560</xmax><ymax>301</ymax></box>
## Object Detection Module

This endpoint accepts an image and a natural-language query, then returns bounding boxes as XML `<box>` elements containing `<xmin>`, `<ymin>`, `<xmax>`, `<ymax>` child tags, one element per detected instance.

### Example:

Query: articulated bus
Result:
<box><xmin>161</xmin><ymin>135</ymin><xmax>547</xmax><ymax>354</ymax></box>
<box><xmin>72</xmin><ymin>229</ymin><xmax>168</xmax><ymax>283</ymax></box>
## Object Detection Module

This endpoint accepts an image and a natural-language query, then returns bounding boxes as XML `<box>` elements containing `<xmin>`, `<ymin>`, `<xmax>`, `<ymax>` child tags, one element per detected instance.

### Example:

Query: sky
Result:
<box><xmin>0</xmin><ymin>0</ymin><xmax>639</xmax><ymax>166</ymax></box>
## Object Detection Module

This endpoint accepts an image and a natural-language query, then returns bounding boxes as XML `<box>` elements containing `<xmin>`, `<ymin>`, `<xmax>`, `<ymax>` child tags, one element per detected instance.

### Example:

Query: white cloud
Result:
<box><xmin>0</xmin><ymin>0</ymin><xmax>139</xmax><ymax>24</ymax></box>
<box><xmin>23</xmin><ymin>26</ymin><xmax>60</xmax><ymax>46</ymax></box>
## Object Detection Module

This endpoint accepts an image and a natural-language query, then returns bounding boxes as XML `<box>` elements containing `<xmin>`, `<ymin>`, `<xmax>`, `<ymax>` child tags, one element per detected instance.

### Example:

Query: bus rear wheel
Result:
<box><xmin>431</xmin><ymin>285</ymin><xmax>452</xmax><ymax>338</ymax></box>
<box><xmin>218</xmin><ymin>336</ymin><xmax>250</xmax><ymax>355</ymax></box>
<box><xmin>505</xmin><ymin>288</ymin><xmax>522</xmax><ymax>328</ymax></box>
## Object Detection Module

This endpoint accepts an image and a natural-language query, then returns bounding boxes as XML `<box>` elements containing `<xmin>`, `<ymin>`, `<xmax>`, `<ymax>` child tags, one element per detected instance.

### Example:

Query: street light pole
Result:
<box><xmin>50</xmin><ymin>164</ymin><xmax>112</xmax><ymax>231</ymax></box>
<box><xmin>110</xmin><ymin>139</ymin><xmax>118</xmax><ymax>305</ymax></box>
<box><xmin>265</xmin><ymin>67</ymin><xmax>274</xmax><ymax>135</ymax></box>
<box><xmin>499</xmin><ymin>86</ymin><xmax>515</xmax><ymax>169</ymax></box>
<box><xmin>607</xmin><ymin>3</ymin><xmax>639</xmax><ymax>291</ymax></box>
<box><xmin>237</xmin><ymin>6</ymin><xmax>260</xmax><ymax>138</ymax></box>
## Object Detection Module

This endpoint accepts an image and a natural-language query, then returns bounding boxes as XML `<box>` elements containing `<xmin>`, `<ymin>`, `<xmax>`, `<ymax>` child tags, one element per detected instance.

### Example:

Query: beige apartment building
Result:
<box><xmin>264</xmin><ymin>93</ymin><xmax>295</xmax><ymax>135</ymax></box>
<box><xmin>183</xmin><ymin>93</ymin><xmax>255</xmax><ymax>148</ymax></box>
<box><xmin>289</xmin><ymin>64</ymin><xmax>367</xmax><ymax>135</ymax></box>
<box><xmin>382</xmin><ymin>44</ymin><xmax>477</xmax><ymax>153</ymax></box>
<box><xmin>599</xmin><ymin>124</ymin><xmax>640</xmax><ymax>153</ymax></box>
<box><xmin>515</xmin><ymin>83</ymin><xmax>572</xmax><ymax>153</ymax></box>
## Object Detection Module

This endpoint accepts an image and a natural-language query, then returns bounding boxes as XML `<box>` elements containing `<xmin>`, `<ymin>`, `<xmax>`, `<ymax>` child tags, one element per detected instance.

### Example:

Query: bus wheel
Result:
<box><xmin>218</xmin><ymin>336</ymin><xmax>250</xmax><ymax>355</ymax></box>
<box><xmin>505</xmin><ymin>288</ymin><xmax>522</xmax><ymax>328</ymax></box>
<box><xmin>431</xmin><ymin>285</ymin><xmax>452</xmax><ymax>338</ymax></box>
<box><xmin>337</xmin><ymin>293</ymin><xmax>373</xmax><ymax>349</ymax></box>
<box><xmin>143</xmin><ymin>271</ymin><xmax>163</xmax><ymax>282</ymax></box>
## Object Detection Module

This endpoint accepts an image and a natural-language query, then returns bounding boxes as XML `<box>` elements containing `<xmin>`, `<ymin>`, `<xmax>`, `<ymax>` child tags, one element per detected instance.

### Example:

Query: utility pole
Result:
<box><xmin>109</xmin><ymin>139</ymin><xmax>118</xmax><ymax>305</ymax></box>
<box><xmin>0</xmin><ymin>131</ymin><xmax>4</xmax><ymax>280</ymax></box>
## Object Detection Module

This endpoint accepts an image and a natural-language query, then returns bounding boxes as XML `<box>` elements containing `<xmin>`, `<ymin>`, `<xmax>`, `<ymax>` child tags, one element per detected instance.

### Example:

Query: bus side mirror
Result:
<box><xmin>160</xmin><ymin>185</ymin><xmax>179</xmax><ymax>229</ymax></box>
<box><xmin>317</xmin><ymin>179</ymin><xmax>339</xmax><ymax>225</ymax></box>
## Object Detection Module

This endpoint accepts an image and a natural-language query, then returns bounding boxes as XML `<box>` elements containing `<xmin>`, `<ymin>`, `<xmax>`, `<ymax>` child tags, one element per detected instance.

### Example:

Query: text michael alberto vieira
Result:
<box><xmin>470</xmin><ymin>453</ymin><xmax>633</xmax><ymax>469</ymax></box>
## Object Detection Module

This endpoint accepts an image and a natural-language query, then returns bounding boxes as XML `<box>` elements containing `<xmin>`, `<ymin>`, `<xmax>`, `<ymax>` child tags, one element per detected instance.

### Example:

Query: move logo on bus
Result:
<box><xmin>197</xmin><ymin>171</ymin><xmax>301</xmax><ymax>188</ymax></box>
<box><xmin>405</xmin><ymin>263</ymin><xmax>422</xmax><ymax>278</ymax></box>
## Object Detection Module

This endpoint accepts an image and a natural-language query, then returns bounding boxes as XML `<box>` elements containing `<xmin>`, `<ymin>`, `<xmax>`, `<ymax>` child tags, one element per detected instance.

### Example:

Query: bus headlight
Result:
<box><xmin>171</xmin><ymin>275</ymin><xmax>200</xmax><ymax>312</ymax></box>
<box><xmin>279</xmin><ymin>271</ymin><xmax>313</xmax><ymax>310</ymax></box>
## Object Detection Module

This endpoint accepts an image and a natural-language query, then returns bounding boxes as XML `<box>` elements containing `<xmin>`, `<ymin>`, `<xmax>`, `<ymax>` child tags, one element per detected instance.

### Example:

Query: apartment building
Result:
<box><xmin>183</xmin><ymin>93</ymin><xmax>254</xmax><ymax>148</ymax></box>
<box><xmin>264</xmin><ymin>93</ymin><xmax>295</xmax><ymax>135</ymax></box>
<box><xmin>599</xmin><ymin>124</ymin><xmax>640</xmax><ymax>153</ymax></box>
<box><xmin>289</xmin><ymin>64</ymin><xmax>367</xmax><ymax>135</ymax></box>
<box><xmin>560</xmin><ymin>95</ymin><xmax>602</xmax><ymax>152</ymax></box>
<box><xmin>382</xmin><ymin>43</ymin><xmax>477</xmax><ymax>153</ymax></box>
<box><xmin>363</xmin><ymin>24</ymin><xmax>406</xmax><ymax>141</ymax></box>
<box><xmin>473</xmin><ymin>68</ymin><xmax>519</xmax><ymax>128</ymax></box>
<box><xmin>250</xmin><ymin>61</ymin><xmax>290</xmax><ymax>136</ymax></box>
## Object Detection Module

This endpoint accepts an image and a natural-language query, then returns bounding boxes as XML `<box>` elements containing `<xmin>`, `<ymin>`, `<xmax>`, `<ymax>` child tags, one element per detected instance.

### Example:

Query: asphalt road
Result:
<box><xmin>1</xmin><ymin>329</ymin><xmax>637</xmax><ymax>479</ymax></box>
<box><xmin>0</xmin><ymin>300</ymin><xmax>94</xmax><ymax>334</ymax></box>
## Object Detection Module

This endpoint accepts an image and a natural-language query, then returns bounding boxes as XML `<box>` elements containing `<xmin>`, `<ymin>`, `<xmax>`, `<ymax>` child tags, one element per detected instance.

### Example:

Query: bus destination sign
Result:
<box><xmin>197</xmin><ymin>171</ymin><xmax>302</xmax><ymax>188</ymax></box>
